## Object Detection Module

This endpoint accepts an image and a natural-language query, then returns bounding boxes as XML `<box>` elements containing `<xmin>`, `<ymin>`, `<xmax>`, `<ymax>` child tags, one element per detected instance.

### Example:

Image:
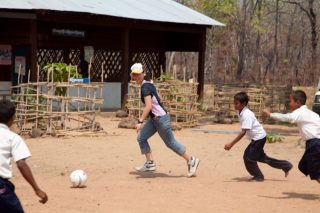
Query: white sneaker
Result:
<box><xmin>187</xmin><ymin>156</ymin><xmax>200</xmax><ymax>177</ymax></box>
<box><xmin>135</xmin><ymin>160</ymin><xmax>156</xmax><ymax>172</ymax></box>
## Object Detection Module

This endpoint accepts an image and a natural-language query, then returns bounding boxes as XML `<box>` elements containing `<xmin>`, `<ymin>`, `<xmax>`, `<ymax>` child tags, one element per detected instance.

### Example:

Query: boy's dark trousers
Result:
<box><xmin>298</xmin><ymin>138</ymin><xmax>320</xmax><ymax>180</ymax></box>
<box><xmin>243</xmin><ymin>137</ymin><xmax>293</xmax><ymax>179</ymax></box>
<box><xmin>0</xmin><ymin>177</ymin><xmax>24</xmax><ymax>213</ymax></box>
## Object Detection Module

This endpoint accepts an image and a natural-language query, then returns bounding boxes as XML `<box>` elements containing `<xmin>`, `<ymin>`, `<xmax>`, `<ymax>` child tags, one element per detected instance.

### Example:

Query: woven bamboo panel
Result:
<box><xmin>127</xmin><ymin>80</ymin><xmax>200</xmax><ymax>128</ymax></box>
<box><xmin>92</xmin><ymin>50</ymin><xmax>122</xmax><ymax>82</ymax></box>
<box><xmin>264</xmin><ymin>85</ymin><xmax>292</xmax><ymax>112</ymax></box>
<box><xmin>130</xmin><ymin>52</ymin><xmax>160</xmax><ymax>79</ymax></box>
<box><xmin>213</xmin><ymin>84</ymin><xmax>292</xmax><ymax>120</ymax></box>
<box><xmin>37</xmin><ymin>49</ymin><xmax>122</xmax><ymax>82</ymax></box>
<box><xmin>68</xmin><ymin>49</ymin><xmax>81</xmax><ymax>66</ymax></box>
<box><xmin>37</xmin><ymin>49</ymin><xmax>65</xmax><ymax>80</ymax></box>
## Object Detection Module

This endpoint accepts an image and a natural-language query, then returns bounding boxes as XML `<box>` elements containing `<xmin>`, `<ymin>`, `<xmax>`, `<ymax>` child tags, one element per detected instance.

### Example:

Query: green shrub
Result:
<box><xmin>266</xmin><ymin>133</ymin><xmax>284</xmax><ymax>143</ymax></box>
<box><xmin>43</xmin><ymin>63</ymin><xmax>81</xmax><ymax>96</ymax></box>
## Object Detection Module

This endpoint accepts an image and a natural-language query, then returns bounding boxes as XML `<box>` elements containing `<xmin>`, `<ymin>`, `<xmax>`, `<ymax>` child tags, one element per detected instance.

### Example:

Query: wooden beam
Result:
<box><xmin>121</xmin><ymin>28</ymin><xmax>130</xmax><ymax>108</ymax></box>
<box><xmin>197</xmin><ymin>28</ymin><xmax>206</xmax><ymax>101</ymax></box>
<box><xmin>0</xmin><ymin>11</ymin><xmax>36</xmax><ymax>19</ymax></box>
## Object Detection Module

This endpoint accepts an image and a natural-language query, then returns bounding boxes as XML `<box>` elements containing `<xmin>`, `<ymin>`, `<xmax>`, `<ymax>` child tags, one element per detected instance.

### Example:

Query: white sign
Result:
<box><xmin>84</xmin><ymin>46</ymin><xmax>94</xmax><ymax>63</ymax></box>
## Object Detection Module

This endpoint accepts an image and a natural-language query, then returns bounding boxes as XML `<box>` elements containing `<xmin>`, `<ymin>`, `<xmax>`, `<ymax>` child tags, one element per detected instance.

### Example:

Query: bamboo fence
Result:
<box><xmin>127</xmin><ymin>72</ymin><xmax>201</xmax><ymax>127</ymax></box>
<box><xmin>11</xmin><ymin>64</ymin><xmax>104</xmax><ymax>136</ymax></box>
<box><xmin>213</xmin><ymin>84</ymin><xmax>292</xmax><ymax>120</ymax></box>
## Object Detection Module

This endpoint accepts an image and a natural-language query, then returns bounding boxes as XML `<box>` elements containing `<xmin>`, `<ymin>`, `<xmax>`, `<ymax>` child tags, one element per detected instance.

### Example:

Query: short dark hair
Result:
<box><xmin>0</xmin><ymin>100</ymin><xmax>16</xmax><ymax>124</ymax></box>
<box><xmin>234</xmin><ymin>92</ymin><xmax>249</xmax><ymax>105</ymax></box>
<box><xmin>291</xmin><ymin>90</ymin><xmax>307</xmax><ymax>105</ymax></box>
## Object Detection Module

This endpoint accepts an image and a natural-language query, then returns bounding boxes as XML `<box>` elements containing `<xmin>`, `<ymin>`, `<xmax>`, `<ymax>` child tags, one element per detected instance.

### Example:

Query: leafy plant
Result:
<box><xmin>266</xmin><ymin>133</ymin><xmax>284</xmax><ymax>143</ymax></box>
<box><xmin>158</xmin><ymin>73</ymin><xmax>174</xmax><ymax>82</ymax></box>
<box><xmin>43</xmin><ymin>63</ymin><xmax>81</xmax><ymax>96</ymax></box>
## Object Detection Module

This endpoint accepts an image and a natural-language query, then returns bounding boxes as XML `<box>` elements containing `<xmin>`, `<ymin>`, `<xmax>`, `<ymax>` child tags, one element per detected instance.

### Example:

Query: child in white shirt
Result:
<box><xmin>0</xmin><ymin>100</ymin><xmax>48</xmax><ymax>212</ymax></box>
<box><xmin>225</xmin><ymin>92</ymin><xmax>293</xmax><ymax>181</ymax></box>
<box><xmin>263</xmin><ymin>90</ymin><xmax>320</xmax><ymax>183</ymax></box>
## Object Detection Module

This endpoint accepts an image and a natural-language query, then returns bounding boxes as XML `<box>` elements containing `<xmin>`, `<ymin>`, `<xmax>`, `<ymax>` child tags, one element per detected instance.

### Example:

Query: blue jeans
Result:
<box><xmin>137</xmin><ymin>114</ymin><xmax>186</xmax><ymax>155</ymax></box>
<box><xmin>0</xmin><ymin>178</ymin><xmax>24</xmax><ymax>213</ymax></box>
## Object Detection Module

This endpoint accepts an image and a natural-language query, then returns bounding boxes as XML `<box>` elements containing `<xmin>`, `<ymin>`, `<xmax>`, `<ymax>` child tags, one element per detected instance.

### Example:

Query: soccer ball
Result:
<box><xmin>69</xmin><ymin>170</ymin><xmax>87</xmax><ymax>187</ymax></box>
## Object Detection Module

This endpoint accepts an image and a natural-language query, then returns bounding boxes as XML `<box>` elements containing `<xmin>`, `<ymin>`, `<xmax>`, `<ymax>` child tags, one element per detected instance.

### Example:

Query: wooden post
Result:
<box><xmin>30</xmin><ymin>19</ymin><xmax>37</xmax><ymax>82</ymax></box>
<box><xmin>18</xmin><ymin>64</ymin><xmax>21</xmax><ymax>84</ymax></box>
<box><xmin>35</xmin><ymin>65</ymin><xmax>40</xmax><ymax>128</ymax></box>
<box><xmin>121</xmin><ymin>28</ymin><xmax>129</xmax><ymax>108</ymax></box>
<box><xmin>51</xmin><ymin>63</ymin><xmax>53</xmax><ymax>85</ymax></box>
<box><xmin>27</xmin><ymin>69</ymin><xmax>31</xmax><ymax>83</ymax></box>
<box><xmin>99</xmin><ymin>62</ymin><xmax>105</xmax><ymax>112</ymax></box>
<box><xmin>77</xmin><ymin>67</ymin><xmax>80</xmax><ymax>129</ymax></box>
<box><xmin>66</xmin><ymin>64</ymin><xmax>71</xmax><ymax>115</ymax></box>
<box><xmin>51</xmin><ymin>64</ymin><xmax>55</xmax><ymax>131</ymax></box>
<box><xmin>160</xmin><ymin>51</ymin><xmax>166</xmax><ymax>75</ymax></box>
<box><xmin>197</xmin><ymin>28</ymin><xmax>206</xmax><ymax>101</ymax></box>
<box><xmin>152</xmin><ymin>69</ymin><xmax>154</xmax><ymax>81</ymax></box>
<box><xmin>68</xmin><ymin>64</ymin><xmax>71</xmax><ymax>84</ymax></box>
<box><xmin>193</xmin><ymin>71</ymin><xmax>195</xmax><ymax>83</ymax></box>
<box><xmin>88</xmin><ymin>57</ymin><xmax>92</xmax><ymax>83</ymax></box>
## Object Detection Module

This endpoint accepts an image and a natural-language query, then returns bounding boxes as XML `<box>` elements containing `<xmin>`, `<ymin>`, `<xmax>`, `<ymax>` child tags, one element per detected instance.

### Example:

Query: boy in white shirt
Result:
<box><xmin>263</xmin><ymin>90</ymin><xmax>320</xmax><ymax>183</ymax></box>
<box><xmin>224</xmin><ymin>92</ymin><xmax>293</xmax><ymax>181</ymax></box>
<box><xmin>0</xmin><ymin>100</ymin><xmax>48</xmax><ymax>212</ymax></box>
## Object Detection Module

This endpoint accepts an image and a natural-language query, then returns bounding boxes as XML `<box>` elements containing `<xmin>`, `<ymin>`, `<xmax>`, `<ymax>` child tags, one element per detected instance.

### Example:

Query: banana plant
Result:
<box><xmin>43</xmin><ymin>63</ymin><xmax>82</xmax><ymax>96</ymax></box>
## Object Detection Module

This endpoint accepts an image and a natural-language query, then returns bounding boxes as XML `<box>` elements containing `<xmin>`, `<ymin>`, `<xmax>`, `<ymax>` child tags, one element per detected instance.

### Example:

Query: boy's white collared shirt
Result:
<box><xmin>0</xmin><ymin>123</ymin><xmax>31</xmax><ymax>179</ymax></box>
<box><xmin>271</xmin><ymin>105</ymin><xmax>320</xmax><ymax>141</ymax></box>
<box><xmin>238</xmin><ymin>107</ymin><xmax>266</xmax><ymax>141</ymax></box>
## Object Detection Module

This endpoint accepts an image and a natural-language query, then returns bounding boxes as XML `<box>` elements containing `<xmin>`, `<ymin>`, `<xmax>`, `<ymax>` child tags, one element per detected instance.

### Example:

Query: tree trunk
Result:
<box><xmin>272</xmin><ymin>0</ymin><xmax>280</xmax><ymax>75</ymax></box>
<box><xmin>308</xmin><ymin>0</ymin><xmax>318</xmax><ymax>79</ymax></box>
<box><xmin>167</xmin><ymin>52</ymin><xmax>176</xmax><ymax>74</ymax></box>
<box><xmin>236</xmin><ymin>0</ymin><xmax>247</xmax><ymax>80</ymax></box>
<box><xmin>285</xmin><ymin>5</ymin><xmax>297</xmax><ymax>59</ymax></box>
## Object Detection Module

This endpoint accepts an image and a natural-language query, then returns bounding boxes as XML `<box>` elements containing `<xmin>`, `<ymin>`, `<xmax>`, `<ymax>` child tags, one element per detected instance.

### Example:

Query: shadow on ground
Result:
<box><xmin>129</xmin><ymin>171</ymin><xmax>185</xmax><ymax>179</ymax></box>
<box><xmin>224</xmin><ymin>176</ymin><xmax>286</xmax><ymax>182</ymax></box>
<box><xmin>258</xmin><ymin>192</ymin><xmax>320</xmax><ymax>200</ymax></box>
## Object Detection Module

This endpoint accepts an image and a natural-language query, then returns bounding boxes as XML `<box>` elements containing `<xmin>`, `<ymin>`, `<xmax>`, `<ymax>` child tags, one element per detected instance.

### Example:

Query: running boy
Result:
<box><xmin>224</xmin><ymin>92</ymin><xmax>293</xmax><ymax>181</ymax></box>
<box><xmin>263</xmin><ymin>90</ymin><xmax>320</xmax><ymax>183</ymax></box>
<box><xmin>130</xmin><ymin>63</ymin><xmax>200</xmax><ymax>177</ymax></box>
<box><xmin>0</xmin><ymin>100</ymin><xmax>48</xmax><ymax>212</ymax></box>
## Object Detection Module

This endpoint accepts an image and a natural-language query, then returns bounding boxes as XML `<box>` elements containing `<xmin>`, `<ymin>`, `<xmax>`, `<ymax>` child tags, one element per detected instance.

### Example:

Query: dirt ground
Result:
<box><xmin>12</xmin><ymin>113</ymin><xmax>319</xmax><ymax>213</ymax></box>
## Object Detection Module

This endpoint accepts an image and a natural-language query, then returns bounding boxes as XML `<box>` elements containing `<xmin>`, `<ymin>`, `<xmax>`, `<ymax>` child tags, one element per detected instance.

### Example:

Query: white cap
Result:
<box><xmin>130</xmin><ymin>63</ymin><xmax>143</xmax><ymax>74</ymax></box>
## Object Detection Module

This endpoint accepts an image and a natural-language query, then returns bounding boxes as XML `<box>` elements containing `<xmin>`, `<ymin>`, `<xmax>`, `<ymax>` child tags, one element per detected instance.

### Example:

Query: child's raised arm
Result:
<box><xmin>224</xmin><ymin>129</ymin><xmax>247</xmax><ymax>151</ymax></box>
<box><xmin>263</xmin><ymin>109</ymin><xmax>294</xmax><ymax>123</ymax></box>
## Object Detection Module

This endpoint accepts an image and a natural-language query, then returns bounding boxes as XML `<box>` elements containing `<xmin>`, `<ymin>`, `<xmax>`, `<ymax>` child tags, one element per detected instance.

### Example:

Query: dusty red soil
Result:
<box><xmin>12</xmin><ymin>114</ymin><xmax>319</xmax><ymax>213</ymax></box>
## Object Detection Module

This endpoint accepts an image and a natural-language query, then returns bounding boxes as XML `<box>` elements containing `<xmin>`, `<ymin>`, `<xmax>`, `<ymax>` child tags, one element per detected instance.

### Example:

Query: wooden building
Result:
<box><xmin>0</xmin><ymin>0</ymin><xmax>223</xmax><ymax>109</ymax></box>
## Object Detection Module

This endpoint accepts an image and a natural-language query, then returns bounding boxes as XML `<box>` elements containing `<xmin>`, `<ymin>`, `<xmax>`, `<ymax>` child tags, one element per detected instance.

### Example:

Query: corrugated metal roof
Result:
<box><xmin>0</xmin><ymin>0</ymin><xmax>225</xmax><ymax>26</ymax></box>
